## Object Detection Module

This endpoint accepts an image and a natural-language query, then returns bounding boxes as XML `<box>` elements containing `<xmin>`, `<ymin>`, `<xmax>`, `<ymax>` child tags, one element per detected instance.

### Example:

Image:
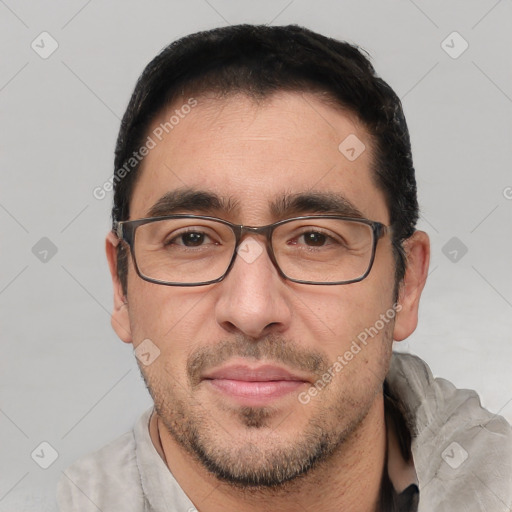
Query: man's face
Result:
<box><xmin>113</xmin><ymin>91</ymin><xmax>401</xmax><ymax>485</ymax></box>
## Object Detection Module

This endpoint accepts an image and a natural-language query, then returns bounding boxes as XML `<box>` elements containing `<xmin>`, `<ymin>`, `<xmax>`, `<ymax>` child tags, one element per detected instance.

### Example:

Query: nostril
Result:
<box><xmin>221</xmin><ymin>321</ymin><xmax>239</xmax><ymax>334</ymax></box>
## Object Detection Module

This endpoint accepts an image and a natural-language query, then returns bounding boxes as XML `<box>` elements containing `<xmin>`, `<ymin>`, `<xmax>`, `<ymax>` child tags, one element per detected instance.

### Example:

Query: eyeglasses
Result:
<box><xmin>114</xmin><ymin>215</ymin><xmax>389</xmax><ymax>286</ymax></box>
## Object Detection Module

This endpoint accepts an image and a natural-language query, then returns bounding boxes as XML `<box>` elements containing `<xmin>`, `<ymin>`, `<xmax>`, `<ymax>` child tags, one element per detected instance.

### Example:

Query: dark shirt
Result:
<box><xmin>379</xmin><ymin>381</ymin><xmax>420</xmax><ymax>512</ymax></box>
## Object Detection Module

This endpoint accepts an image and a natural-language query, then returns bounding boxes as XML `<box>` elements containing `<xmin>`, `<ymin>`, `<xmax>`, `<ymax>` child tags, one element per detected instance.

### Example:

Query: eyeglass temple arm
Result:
<box><xmin>112</xmin><ymin>221</ymin><xmax>123</xmax><ymax>239</ymax></box>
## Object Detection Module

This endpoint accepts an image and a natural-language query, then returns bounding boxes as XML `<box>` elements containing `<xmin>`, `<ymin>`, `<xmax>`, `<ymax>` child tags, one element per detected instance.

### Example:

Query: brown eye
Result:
<box><xmin>179</xmin><ymin>232</ymin><xmax>205</xmax><ymax>247</ymax></box>
<box><xmin>302</xmin><ymin>232</ymin><xmax>328</xmax><ymax>246</ymax></box>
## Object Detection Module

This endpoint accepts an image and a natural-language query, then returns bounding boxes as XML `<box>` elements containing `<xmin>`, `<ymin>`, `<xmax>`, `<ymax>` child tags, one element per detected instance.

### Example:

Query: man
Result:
<box><xmin>57</xmin><ymin>25</ymin><xmax>512</xmax><ymax>512</ymax></box>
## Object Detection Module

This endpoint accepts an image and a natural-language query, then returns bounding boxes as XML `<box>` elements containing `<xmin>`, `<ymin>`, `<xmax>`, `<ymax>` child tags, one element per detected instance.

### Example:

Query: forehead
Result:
<box><xmin>129</xmin><ymin>91</ymin><xmax>389</xmax><ymax>225</ymax></box>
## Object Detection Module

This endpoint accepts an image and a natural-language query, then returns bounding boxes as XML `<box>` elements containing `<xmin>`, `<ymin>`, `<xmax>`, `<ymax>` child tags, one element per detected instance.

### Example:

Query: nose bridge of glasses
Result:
<box><xmin>241</xmin><ymin>224</ymin><xmax>271</xmax><ymax>235</ymax></box>
<box><xmin>235</xmin><ymin>224</ymin><xmax>274</xmax><ymax>243</ymax></box>
<box><xmin>232</xmin><ymin>224</ymin><xmax>278</xmax><ymax>270</ymax></box>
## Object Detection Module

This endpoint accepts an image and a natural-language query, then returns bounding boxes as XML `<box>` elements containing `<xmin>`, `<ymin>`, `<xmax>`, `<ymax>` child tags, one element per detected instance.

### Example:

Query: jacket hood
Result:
<box><xmin>388</xmin><ymin>353</ymin><xmax>512</xmax><ymax>512</ymax></box>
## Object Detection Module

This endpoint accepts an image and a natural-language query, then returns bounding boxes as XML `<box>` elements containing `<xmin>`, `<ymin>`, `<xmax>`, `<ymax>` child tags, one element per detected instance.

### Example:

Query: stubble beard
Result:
<box><xmin>140</xmin><ymin>329</ymin><xmax>392</xmax><ymax>489</ymax></box>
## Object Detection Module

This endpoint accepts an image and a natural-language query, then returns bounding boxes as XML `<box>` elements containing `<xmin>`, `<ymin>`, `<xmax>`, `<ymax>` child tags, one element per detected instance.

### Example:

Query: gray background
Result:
<box><xmin>1</xmin><ymin>0</ymin><xmax>511</xmax><ymax>510</ymax></box>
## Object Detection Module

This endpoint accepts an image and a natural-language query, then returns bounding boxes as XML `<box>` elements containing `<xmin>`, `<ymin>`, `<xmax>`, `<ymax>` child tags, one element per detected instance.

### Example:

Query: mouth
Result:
<box><xmin>201</xmin><ymin>363</ymin><xmax>310</xmax><ymax>406</ymax></box>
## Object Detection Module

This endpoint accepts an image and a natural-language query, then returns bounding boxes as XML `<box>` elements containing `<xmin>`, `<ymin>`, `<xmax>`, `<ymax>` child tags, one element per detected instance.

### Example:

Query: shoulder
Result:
<box><xmin>57</xmin><ymin>424</ymin><xmax>145</xmax><ymax>511</ymax></box>
<box><xmin>388</xmin><ymin>352</ymin><xmax>512</xmax><ymax>511</ymax></box>
<box><xmin>388</xmin><ymin>352</ymin><xmax>512</xmax><ymax>439</ymax></box>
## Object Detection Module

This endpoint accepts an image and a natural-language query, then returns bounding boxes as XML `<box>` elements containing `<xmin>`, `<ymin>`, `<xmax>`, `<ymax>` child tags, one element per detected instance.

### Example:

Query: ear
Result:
<box><xmin>105</xmin><ymin>231</ymin><xmax>133</xmax><ymax>344</ymax></box>
<box><xmin>393</xmin><ymin>230</ymin><xmax>430</xmax><ymax>342</ymax></box>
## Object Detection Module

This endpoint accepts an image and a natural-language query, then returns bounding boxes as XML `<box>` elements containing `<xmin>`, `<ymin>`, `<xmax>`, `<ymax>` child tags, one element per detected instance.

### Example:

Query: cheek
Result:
<box><xmin>318</xmin><ymin>315</ymin><xmax>394</xmax><ymax>407</ymax></box>
<box><xmin>126</xmin><ymin>280</ymin><xmax>208</xmax><ymax>372</ymax></box>
<box><xmin>295</xmin><ymin>267</ymin><xmax>397</xmax><ymax>390</ymax></box>
<box><xmin>126</xmin><ymin>283</ymin><xmax>164</xmax><ymax>342</ymax></box>
<box><xmin>126</xmin><ymin>273</ymin><xmax>185</xmax><ymax>338</ymax></box>
<box><xmin>294</xmin><ymin>271</ymin><xmax>396</xmax><ymax>356</ymax></box>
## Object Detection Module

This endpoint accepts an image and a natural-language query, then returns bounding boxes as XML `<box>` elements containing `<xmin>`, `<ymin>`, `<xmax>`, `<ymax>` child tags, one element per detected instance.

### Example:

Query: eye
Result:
<box><xmin>165</xmin><ymin>229</ymin><xmax>216</xmax><ymax>248</ymax></box>
<box><xmin>297</xmin><ymin>231</ymin><xmax>331</xmax><ymax>247</ymax></box>
<box><xmin>178</xmin><ymin>231</ymin><xmax>207</xmax><ymax>247</ymax></box>
<box><xmin>288</xmin><ymin>229</ymin><xmax>340</xmax><ymax>248</ymax></box>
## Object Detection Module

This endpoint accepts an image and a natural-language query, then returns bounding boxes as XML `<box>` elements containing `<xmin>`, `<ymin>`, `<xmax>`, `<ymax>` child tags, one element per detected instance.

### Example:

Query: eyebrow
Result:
<box><xmin>145</xmin><ymin>187</ymin><xmax>366</xmax><ymax>221</ymax></box>
<box><xmin>270</xmin><ymin>190</ymin><xmax>365</xmax><ymax>220</ymax></box>
<box><xmin>146</xmin><ymin>188</ymin><xmax>241</xmax><ymax>218</ymax></box>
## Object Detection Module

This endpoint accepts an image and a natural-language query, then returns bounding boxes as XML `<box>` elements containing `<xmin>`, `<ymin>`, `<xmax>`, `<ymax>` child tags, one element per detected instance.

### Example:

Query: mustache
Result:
<box><xmin>187</xmin><ymin>333</ymin><xmax>330</xmax><ymax>387</ymax></box>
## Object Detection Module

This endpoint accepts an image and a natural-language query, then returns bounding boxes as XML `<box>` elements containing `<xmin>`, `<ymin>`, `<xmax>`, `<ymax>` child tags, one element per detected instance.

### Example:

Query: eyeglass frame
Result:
<box><xmin>114</xmin><ymin>214</ymin><xmax>389</xmax><ymax>287</ymax></box>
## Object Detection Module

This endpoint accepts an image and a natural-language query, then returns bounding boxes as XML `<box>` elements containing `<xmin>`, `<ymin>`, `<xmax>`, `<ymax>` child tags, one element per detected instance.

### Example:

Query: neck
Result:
<box><xmin>150</xmin><ymin>394</ymin><xmax>387</xmax><ymax>512</ymax></box>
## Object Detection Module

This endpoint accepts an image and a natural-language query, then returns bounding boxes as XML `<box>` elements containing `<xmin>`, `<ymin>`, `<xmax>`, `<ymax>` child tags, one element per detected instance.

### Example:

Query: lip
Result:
<box><xmin>203</xmin><ymin>364</ymin><xmax>310</xmax><ymax>382</ymax></box>
<box><xmin>202</xmin><ymin>364</ymin><xmax>310</xmax><ymax>405</ymax></box>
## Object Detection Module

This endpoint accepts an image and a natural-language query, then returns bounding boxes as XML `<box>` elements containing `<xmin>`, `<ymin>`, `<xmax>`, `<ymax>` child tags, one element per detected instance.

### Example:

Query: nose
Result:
<box><xmin>214</xmin><ymin>236</ymin><xmax>293</xmax><ymax>339</ymax></box>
